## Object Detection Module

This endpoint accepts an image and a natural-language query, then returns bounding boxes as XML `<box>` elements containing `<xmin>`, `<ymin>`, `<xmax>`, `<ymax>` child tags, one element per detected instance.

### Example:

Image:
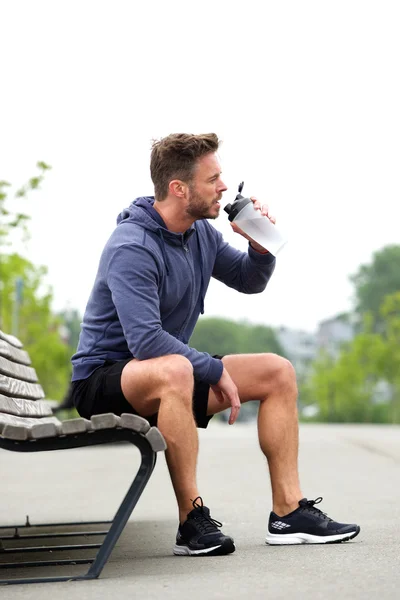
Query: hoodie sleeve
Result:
<box><xmin>107</xmin><ymin>244</ymin><xmax>223</xmax><ymax>384</ymax></box>
<box><xmin>212</xmin><ymin>230</ymin><xmax>276</xmax><ymax>292</ymax></box>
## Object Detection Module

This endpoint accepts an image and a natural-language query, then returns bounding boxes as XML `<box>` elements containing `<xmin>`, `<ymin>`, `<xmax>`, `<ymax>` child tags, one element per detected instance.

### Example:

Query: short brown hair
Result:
<box><xmin>150</xmin><ymin>133</ymin><xmax>220</xmax><ymax>200</ymax></box>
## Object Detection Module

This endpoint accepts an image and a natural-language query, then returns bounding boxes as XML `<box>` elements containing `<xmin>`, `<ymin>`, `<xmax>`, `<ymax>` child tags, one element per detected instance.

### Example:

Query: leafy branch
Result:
<box><xmin>0</xmin><ymin>161</ymin><xmax>51</xmax><ymax>247</ymax></box>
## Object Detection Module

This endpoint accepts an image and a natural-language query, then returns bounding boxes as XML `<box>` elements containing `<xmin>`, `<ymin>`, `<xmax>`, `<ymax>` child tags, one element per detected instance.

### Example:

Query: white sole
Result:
<box><xmin>173</xmin><ymin>544</ymin><xmax>223</xmax><ymax>556</ymax></box>
<box><xmin>266</xmin><ymin>528</ymin><xmax>360</xmax><ymax>545</ymax></box>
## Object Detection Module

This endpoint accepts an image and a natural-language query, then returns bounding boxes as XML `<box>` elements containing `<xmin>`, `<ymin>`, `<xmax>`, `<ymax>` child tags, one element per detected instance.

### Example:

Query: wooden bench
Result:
<box><xmin>0</xmin><ymin>329</ymin><xmax>166</xmax><ymax>585</ymax></box>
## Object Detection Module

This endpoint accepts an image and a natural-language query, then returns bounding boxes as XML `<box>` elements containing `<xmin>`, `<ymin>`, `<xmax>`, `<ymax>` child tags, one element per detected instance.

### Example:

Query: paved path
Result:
<box><xmin>1</xmin><ymin>422</ymin><xmax>399</xmax><ymax>599</ymax></box>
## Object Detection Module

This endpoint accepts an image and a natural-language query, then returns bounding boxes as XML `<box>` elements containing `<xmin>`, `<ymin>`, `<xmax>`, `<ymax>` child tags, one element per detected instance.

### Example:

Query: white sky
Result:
<box><xmin>1</xmin><ymin>0</ymin><xmax>399</xmax><ymax>333</ymax></box>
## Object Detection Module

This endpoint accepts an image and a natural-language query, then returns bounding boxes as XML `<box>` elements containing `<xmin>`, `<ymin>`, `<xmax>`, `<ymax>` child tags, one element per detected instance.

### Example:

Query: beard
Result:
<box><xmin>185</xmin><ymin>186</ymin><xmax>221</xmax><ymax>220</ymax></box>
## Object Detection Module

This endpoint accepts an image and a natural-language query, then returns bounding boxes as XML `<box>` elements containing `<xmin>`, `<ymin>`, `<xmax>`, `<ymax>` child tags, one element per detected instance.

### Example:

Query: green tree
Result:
<box><xmin>350</xmin><ymin>245</ymin><xmax>400</xmax><ymax>331</ymax></box>
<box><xmin>305</xmin><ymin>322</ymin><xmax>388</xmax><ymax>423</ymax></box>
<box><xmin>190</xmin><ymin>317</ymin><xmax>285</xmax><ymax>357</ymax></box>
<box><xmin>302</xmin><ymin>247</ymin><xmax>400</xmax><ymax>424</ymax></box>
<box><xmin>0</xmin><ymin>161</ymin><xmax>51</xmax><ymax>328</ymax></box>
<box><xmin>0</xmin><ymin>161</ymin><xmax>51</xmax><ymax>247</ymax></box>
<box><xmin>1</xmin><ymin>163</ymin><xmax>71</xmax><ymax>401</ymax></box>
<box><xmin>376</xmin><ymin>292</ymin><xmax>400</xmax><ymax>423</ymax></box>
<box><xmin>1</xmin><ymin>253</ymin><xmax>71</xmax><ymax>400</ymax></box>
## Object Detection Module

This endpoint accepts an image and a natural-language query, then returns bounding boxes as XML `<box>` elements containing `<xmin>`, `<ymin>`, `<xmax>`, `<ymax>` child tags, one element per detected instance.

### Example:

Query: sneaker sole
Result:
<box><xmin>173</xmin><ymin>539</ymin><xmax>236</xmax><ymax>556</ymax></box>
<box><xmin>265</xmin><ymin>526</ymin><xmax>360</xmax><ymax>545</ymax></box>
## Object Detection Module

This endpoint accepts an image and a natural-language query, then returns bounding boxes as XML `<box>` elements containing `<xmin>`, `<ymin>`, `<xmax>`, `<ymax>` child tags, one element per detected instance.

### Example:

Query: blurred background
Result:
<box><xmin>1</xmin><ymin>0</ymin><xmax>399</xmax><ymax>423</ymax></box>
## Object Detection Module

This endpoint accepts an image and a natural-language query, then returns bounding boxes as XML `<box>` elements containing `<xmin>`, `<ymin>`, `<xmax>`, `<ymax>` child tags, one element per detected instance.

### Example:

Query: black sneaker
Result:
<box><xmin>173</xmin><ymin>497</ymin><xmax>235</xmax><ymax>556</ymax></box>
<box><xmin>266</xmin><ymin>497</ymin><xmax>360</xmax><ymax>545</ymax></box>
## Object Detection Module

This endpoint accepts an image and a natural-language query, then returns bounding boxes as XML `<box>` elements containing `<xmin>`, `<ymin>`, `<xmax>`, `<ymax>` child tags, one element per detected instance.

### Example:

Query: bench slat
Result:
<box><xmin>0</xmin><ymin>330</ymin><xmax>23</xmax><ymax>349</ymax></box>
<box><xmin>91</xmin><ymin>413</ymin><xmax>121</xmax><ymax>429</ymax></box>
<box><xmin>0</xmin><ymin>394</ymin><xmax>53</xmax><ymax>417</ymax></box>
<box><xmin>0</xmin><ymin>414</ymin><xmax>95</xmax><ymax>440</ymax></box>
<box><xmin>0</xmin><ymin>355</ymin><xmax>38</xmax><ymax>383</ymax></box>
<box><xmin>146</xmin><ymin>427</ymin><xmax>167</xmax><ymax>452</ymax></box>
<box><xmin>0</xmin><ymin>414</ymin><xmax>61</xmax><ymax>440</ymax></box>
<box><xmin>0</xmin><ymin>374</ymin><xmax>45</xmax><ymax>400</ymax></box>
<box><xmin>61</xmin><ymin>418</ymin><xmax>93</xmax><ymax>435</ymax></box>
<box><xmin>120</xmin><ymin>413</ymin><xmax>151</xmax><ymax>434</ymax></box>
<box><xmin>0</xmin><ymin>340</ymin><xmax>31</xmax><ymax>366</ymax></box>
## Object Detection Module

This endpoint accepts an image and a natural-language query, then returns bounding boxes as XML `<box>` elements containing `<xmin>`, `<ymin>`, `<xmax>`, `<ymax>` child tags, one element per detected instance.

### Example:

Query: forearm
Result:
<box><xmin>126</xmin><ymin>324</ymin><xmax>223</xmax><ymax>383</ymax></box>
<box><xmin>213</xmin><ymin>241</ymin><xmax>276</xmax><ymax>293</ymax></box>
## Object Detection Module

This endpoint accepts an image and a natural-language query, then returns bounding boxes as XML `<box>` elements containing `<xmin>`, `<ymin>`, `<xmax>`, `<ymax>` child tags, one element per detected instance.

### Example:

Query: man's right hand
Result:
<box><xmin>210</xmin><ymin>368</ymin><xmax>241</xmax><ymax>425</ymax></box>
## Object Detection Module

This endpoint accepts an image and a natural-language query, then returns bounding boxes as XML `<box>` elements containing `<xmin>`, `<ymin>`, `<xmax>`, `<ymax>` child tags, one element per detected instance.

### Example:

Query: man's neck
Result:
<box><xmin>153</xmin><ymin>199</ymin><xmax>194</xmax><ymax>233</ymax></box>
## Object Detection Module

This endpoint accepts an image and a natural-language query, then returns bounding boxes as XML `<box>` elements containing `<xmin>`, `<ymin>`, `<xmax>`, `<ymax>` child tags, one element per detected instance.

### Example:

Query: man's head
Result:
<box><xmin>150</xmin><ymin>133</ymin><xmax>228</xmax><ymax>220</ymax></box>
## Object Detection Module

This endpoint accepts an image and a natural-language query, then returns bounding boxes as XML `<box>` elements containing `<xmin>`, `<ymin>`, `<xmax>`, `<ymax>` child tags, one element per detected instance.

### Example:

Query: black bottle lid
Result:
<box><xmin>224</xmin><ymin>181</ymin><xmax>252</xmax><ymax>222</ymax></box>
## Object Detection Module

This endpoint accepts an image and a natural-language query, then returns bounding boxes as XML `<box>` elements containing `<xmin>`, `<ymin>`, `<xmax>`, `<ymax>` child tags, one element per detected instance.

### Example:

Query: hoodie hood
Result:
<box><xmin>117</xmin><ymin>196</ymin><xmax>194</xmax><ymax>242</ymax></box>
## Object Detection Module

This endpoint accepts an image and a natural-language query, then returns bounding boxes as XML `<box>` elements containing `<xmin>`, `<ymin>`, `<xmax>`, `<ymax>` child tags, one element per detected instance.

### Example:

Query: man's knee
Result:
<box><xmin>267</xmin><ymin>355</ymin><xmax>297</xmax><ymax>396</ymax></box>
<box><xmin>161</xmin><ymin>354</ymin><xmax>194</xmax><ymax>392</ymax></box>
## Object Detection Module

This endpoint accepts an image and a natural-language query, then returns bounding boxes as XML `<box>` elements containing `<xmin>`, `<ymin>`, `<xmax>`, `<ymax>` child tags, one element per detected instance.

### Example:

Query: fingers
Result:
<box><xmin>231</xmin><ymin>222</ymin><xmax>250</xmax><ymax>239</ymax></box>
<box><xmin>250</xmin><ymin>196</ymin><xmax>276</xmax><ymax>224</ymax></box>
<box><xmin>229</xmin><ymin>401</ymin><xmax>241</xmax><ymax>425</ymax></box>
<box><xmin>227</xmin><ymin>388</ymin><xmax>241</xmax><ymax>425</ymax></box>
<box><xmin>214</xmin><ymin>389</ymin><xmax>225</xmax><ymax>404</ymax></box>
<box><xmin>213</xmin><ymin>368</ymin><xmax>241</xmax><ymax>425</ymax></box>
<box><xmin>214</xmin><ymin>386</ymin><xmax>241</xmax><ymax>424</ymax></box>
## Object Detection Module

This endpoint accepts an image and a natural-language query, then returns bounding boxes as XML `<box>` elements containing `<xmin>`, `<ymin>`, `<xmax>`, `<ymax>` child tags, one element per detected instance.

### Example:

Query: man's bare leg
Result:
<box><xmin>206</xmin><ymin>353</ymin><xmax>303</xmax><ymax>516</ymax></box>
<box><xmin>121</xmin><ymin>353</ymin><xmax>235</xmax><ymax>555</ymax></box>
<box><xmin>121</xmin><ymin>354</ymin><xmax>199</xmax><ymax>523</ymax></box>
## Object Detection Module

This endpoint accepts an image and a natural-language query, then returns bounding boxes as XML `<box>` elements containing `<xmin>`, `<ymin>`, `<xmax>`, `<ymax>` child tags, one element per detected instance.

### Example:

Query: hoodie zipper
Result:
<box><xmin>178</xmin><ymin>238</ymin><xmax>196</xmax><ymax>337</ymax></box>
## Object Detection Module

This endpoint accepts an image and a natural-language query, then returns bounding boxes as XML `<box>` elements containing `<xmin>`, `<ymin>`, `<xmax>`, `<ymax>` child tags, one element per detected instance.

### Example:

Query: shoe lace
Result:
<box><xmin>299</xmin><ymin>497</ymin><xmax>332</xmax><ymax>521</ymax></box>
<box><xmin>191</xmin><ymin>496</ymin><xmax>223</xmax><ymax>534</ymax></box>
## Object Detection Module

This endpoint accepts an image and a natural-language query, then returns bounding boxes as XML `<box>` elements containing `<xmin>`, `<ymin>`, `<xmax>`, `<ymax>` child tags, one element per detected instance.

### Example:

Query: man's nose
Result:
<box><xmin>218</xmin><ymin>179</ymin><xmax>228</xmax><ymax>192</ymax></box>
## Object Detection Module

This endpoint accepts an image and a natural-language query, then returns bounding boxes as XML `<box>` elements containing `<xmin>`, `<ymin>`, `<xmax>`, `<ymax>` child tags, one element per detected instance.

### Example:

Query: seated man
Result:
<box><xmin>70</xmin><ymin>133</ymin><xmax>360</xmax><ymax>556</ymax></box>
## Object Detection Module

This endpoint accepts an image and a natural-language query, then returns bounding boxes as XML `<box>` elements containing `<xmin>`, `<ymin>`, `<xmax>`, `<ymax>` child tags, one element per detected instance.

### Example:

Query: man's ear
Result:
<box><xmin>169</xmin><ymin>180</ymin><xmax>188</xmax><ymax>198</ymax></box>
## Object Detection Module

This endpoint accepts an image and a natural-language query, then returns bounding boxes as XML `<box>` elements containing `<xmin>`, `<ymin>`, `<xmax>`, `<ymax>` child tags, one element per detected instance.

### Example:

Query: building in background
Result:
<box><xmin>277</xmin><ymin>315</ymin><xmax>356</xmax><ymax>378</ymax></box>
<box><xmin>316</xmin><ymin>313</ymin><xmax>355</xmax><ymax>358</ymax></box>
<box><xmin>276</xmin><ymin>326</ymin><xmax>317</xmax><ymax>379</ymax></box>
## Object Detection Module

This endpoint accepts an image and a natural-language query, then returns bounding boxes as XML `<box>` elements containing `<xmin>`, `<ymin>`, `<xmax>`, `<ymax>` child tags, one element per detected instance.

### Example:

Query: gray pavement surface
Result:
<box><xmin>1</xmin><ymin>422</ymin><xmax>399</xmax><ymax>599</ymax></box>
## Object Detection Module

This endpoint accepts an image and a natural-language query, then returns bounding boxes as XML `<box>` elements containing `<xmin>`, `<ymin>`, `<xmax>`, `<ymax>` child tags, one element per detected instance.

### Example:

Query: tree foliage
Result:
<box><xmin>190</xmin><ymin>317</ymin><xmax>285</xmax><ymax>357</ymax></box>
<box><xmin>0</xmin><ymin>162</ymin><xmax>51</xmax><ymax>247</ymax></box>
<box><xmin>303</xmin><ymin>292</ymin><xmax>400</xmax><ymax>423</ymax></box>
<box><xmin>0</xmin><ymin>164</ymin><xmax>71</xmax><ymax>400</ymax></box>
<box><xmin>350</xmin><ymin>245</ymin><xmax>400</xmax><ymax>330</ymax></box>
<box><xmin>376</xmin><ymin>292</ymin><xmax>400</xmax><ymax>423</ymax></box>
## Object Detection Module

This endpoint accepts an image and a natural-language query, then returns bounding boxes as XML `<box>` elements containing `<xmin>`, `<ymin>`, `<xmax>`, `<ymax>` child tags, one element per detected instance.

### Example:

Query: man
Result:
<box><xmin>70</xmin><ymin>133</ymin><xmax>360</xmax><ymax>556</ymax></box>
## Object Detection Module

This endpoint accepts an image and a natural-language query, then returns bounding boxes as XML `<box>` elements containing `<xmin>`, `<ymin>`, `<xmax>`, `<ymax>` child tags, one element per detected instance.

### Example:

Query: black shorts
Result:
<box><xmin>70</xmin><ymin>357</ymin><xmax>223</xmax><ymax>430</ymax></box>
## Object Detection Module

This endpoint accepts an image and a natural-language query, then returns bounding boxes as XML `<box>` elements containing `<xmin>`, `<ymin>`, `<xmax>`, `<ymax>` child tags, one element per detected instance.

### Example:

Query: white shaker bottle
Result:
<box><xmin>224</xmin><ymin>182</ymin><xmax>288</xmax><ymax>256</ymax></box>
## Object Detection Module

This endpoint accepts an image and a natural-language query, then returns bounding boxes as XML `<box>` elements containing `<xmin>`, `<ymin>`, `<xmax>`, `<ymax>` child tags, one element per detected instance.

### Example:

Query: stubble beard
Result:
<box><xmin>185</xmin><ymin>186</ymin><xmax>221</xmax><ymax>221</ymax></box>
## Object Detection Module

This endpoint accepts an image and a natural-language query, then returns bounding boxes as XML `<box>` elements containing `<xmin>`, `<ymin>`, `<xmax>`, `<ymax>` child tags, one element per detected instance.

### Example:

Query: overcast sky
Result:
<box><xmin>1</xmin><ymin>0</ymin><xmax>399</xmax><ymax>333</ymax></box>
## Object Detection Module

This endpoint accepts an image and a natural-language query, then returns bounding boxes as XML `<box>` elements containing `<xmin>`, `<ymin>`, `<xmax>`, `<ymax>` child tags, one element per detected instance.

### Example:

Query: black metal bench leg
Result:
<box><xmin>0</xmin><ymin>436</ymin><xmax>157</xmax><ymax>585</ymax></box>
<box><xmin>84</xmin><ymin>435</ymin><xmax>157</xmax><ymax>580</ymax></box>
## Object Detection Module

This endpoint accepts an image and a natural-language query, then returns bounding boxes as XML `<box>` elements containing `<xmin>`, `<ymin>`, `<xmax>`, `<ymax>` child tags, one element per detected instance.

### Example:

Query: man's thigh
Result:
<box><xmin>121</xmin><ymin>355</ymin><xmax>191</xmax><ymax>417</ymax></box>
<box><xmin>71</xmin><ymin>358</ymin><xmax>148</xmax><ymax>420</ymax></box>
<box><xmin>206</xmin><ymin>353</ymin><xmax>287</xmax><ymax>416</ymax></box>
<box><xmin>122</xmin><ymin>355</ymin><xmax>215</xmax><ymax>429</ymax></box>
<box><xmin>73</xmin><ymin>356</ymin><xmax>182</xmax><ymax>420</ymax></box>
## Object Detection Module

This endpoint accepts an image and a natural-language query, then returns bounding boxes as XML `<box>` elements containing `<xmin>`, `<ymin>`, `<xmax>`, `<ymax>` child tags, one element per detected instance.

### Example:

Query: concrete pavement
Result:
<box><xmin>1</xmin><ymin>422</ymin><xmax>399</xmax><ymax>599</ymax></box>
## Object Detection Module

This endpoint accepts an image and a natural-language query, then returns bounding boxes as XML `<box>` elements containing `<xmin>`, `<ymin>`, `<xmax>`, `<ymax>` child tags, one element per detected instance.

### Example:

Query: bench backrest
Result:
<box><xmin>0</xmin><ymin>330</ymin><xmax>46</xmax><ymax>399</ymax></box>
<box><xmin>0</xmin><ymin>330</ymin><xmax>167</xmax><ymax>451</ymax></box>
<box><xmin>0</xmin><ymin>330</ymin><xmax>62</xmax><ymax>439</ymax></box>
